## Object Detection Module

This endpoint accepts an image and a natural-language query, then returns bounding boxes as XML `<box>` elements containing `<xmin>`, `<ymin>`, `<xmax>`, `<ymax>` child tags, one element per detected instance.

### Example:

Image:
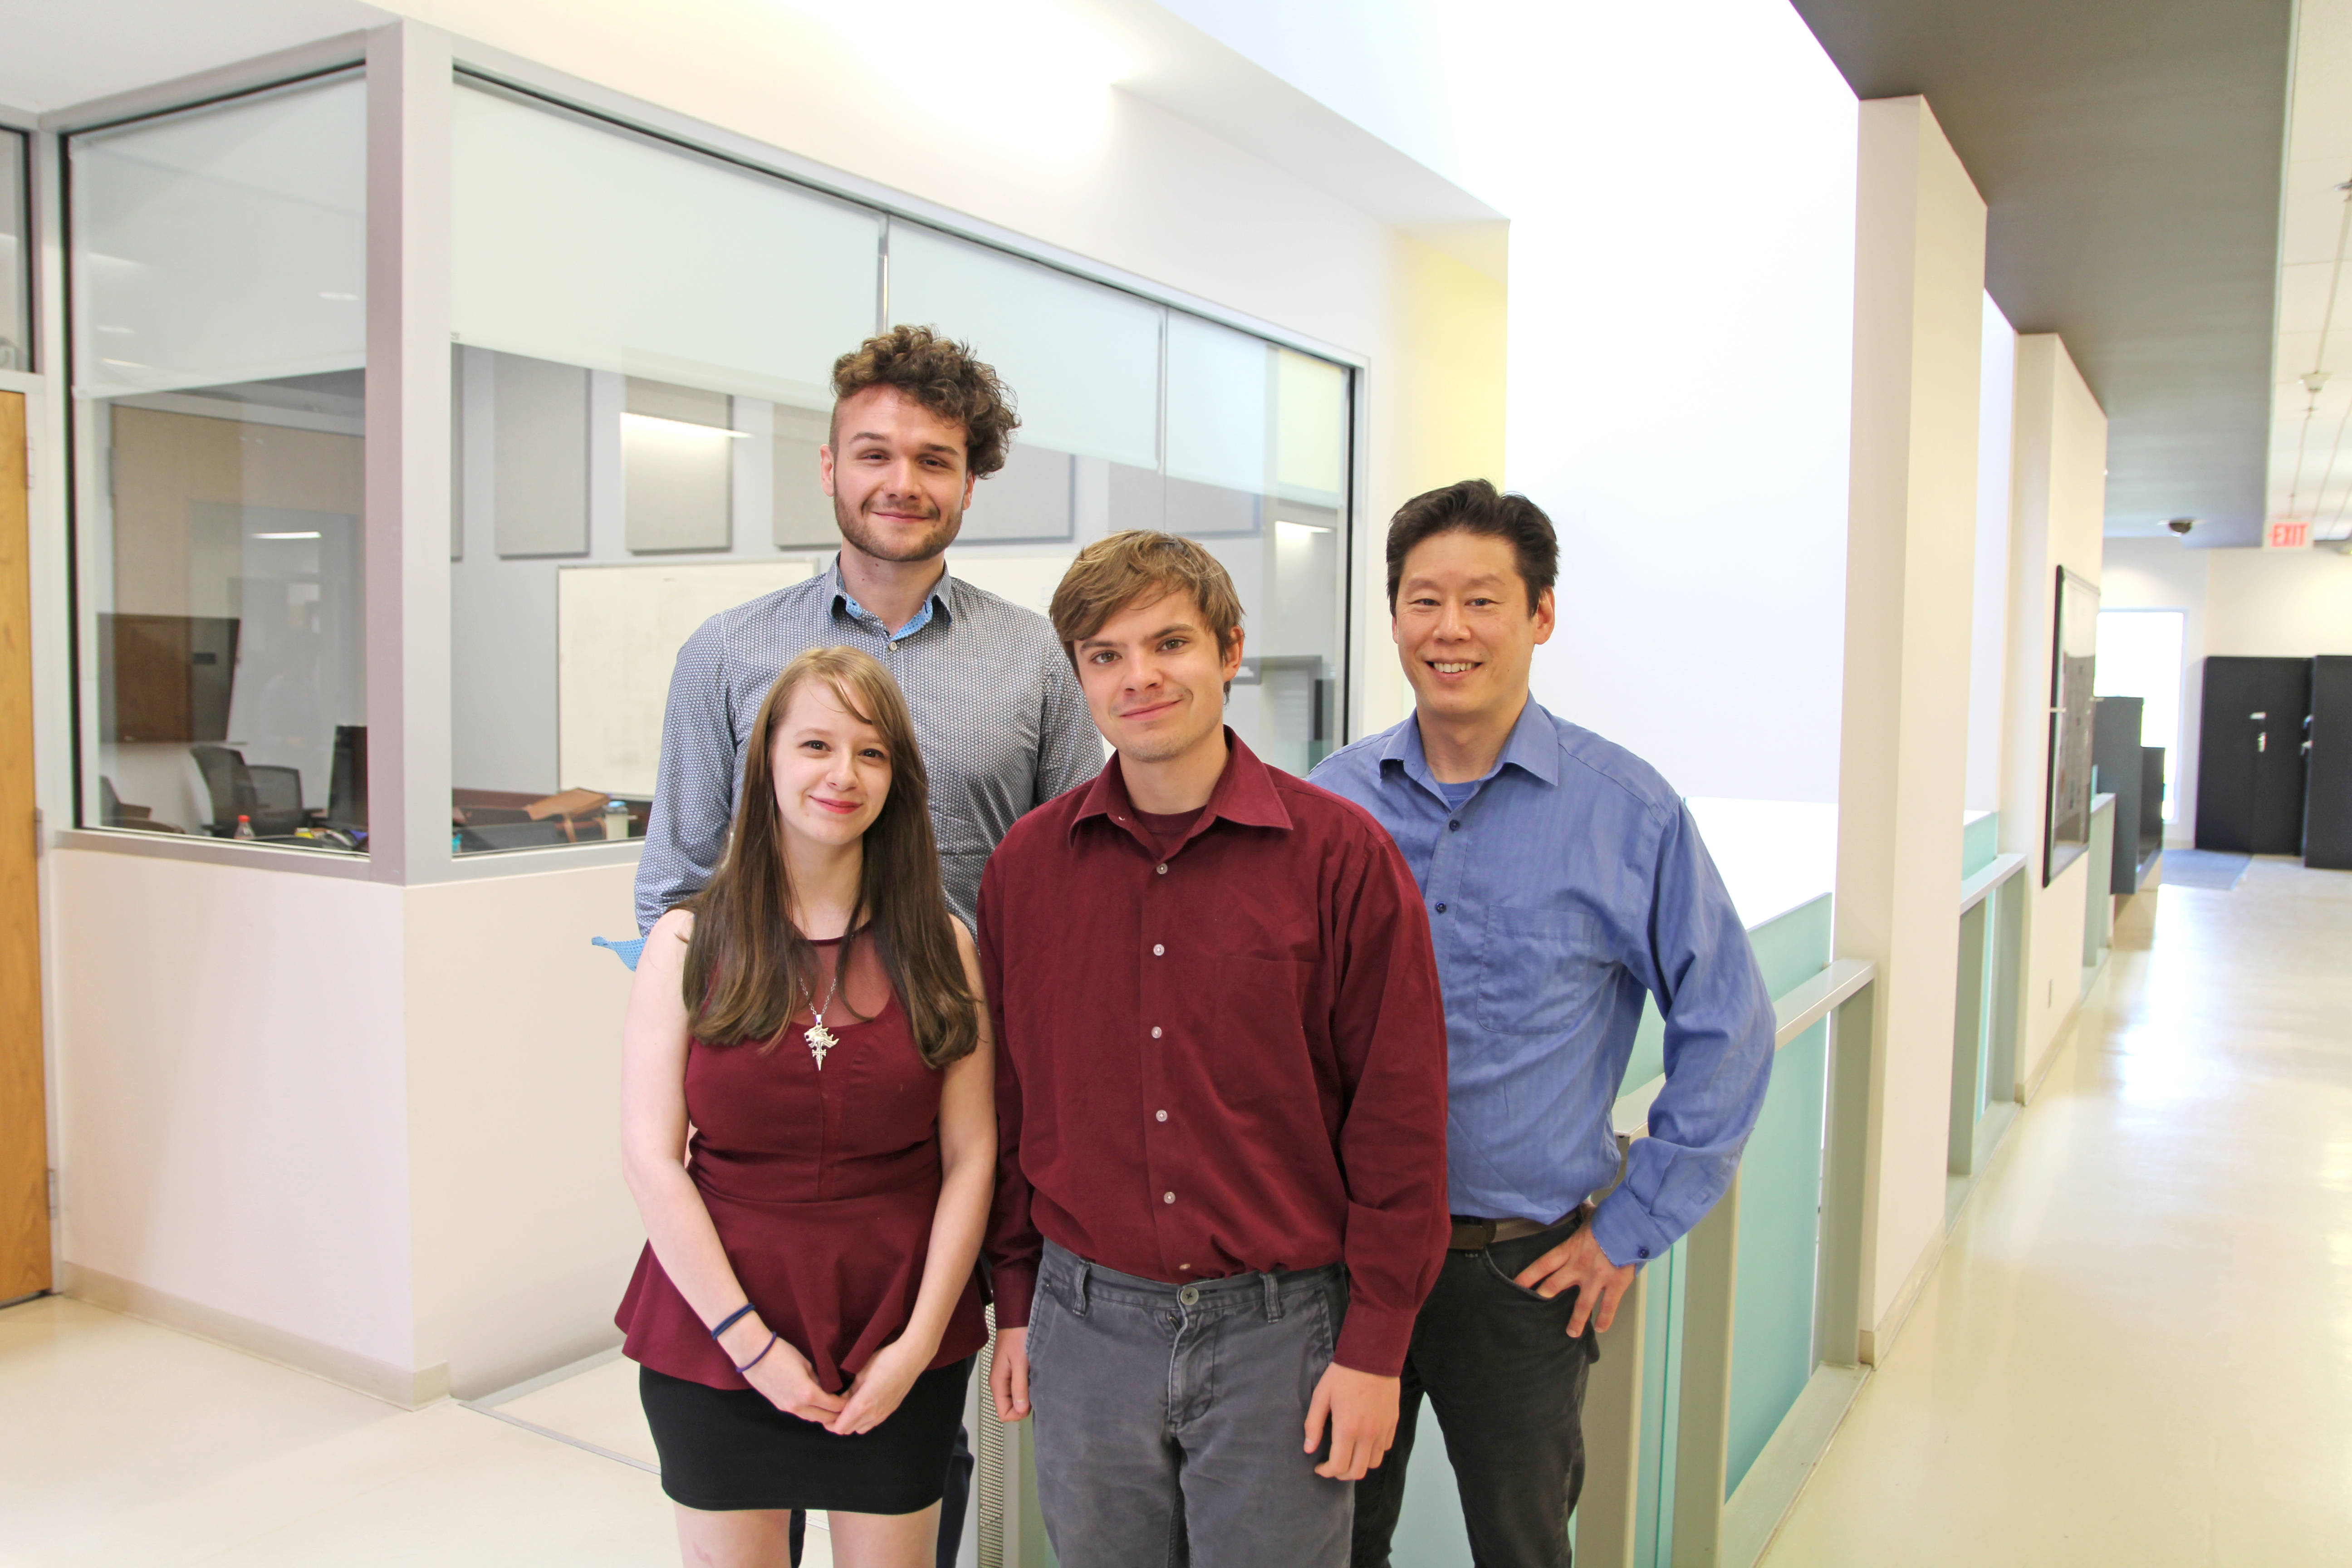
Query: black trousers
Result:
<box><xmin>787</xmin><ymin>1424</ymin><xmax>973</xmax><ymax>1566</ymax></box>
<box><xmin>1351</xmin><ymin>1214</ymin><xmax>1599</xmax><ymax>1568</ymax></box>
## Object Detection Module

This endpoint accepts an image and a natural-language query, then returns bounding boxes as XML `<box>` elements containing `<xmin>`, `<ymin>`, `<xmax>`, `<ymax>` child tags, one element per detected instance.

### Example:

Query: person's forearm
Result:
<box><xmin>625</xmin><ymin>1156</ymin><xmax>759</xmax><ymax>1333</ymax></box>
<box><xmin>896</xmin><ymin>1151</ymin><xmax>991</xmax><ymax>1357</ymax></box>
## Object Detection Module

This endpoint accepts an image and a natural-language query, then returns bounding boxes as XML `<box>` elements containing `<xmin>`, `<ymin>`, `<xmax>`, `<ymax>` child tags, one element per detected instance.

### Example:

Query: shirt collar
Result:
<box><xmin>1380</xmin><ymin>699</ymin><xmax>1560</xmax><ymax>797</ymax></box>
<box><xmin>828</xmin><ymin>554</ymin><xmax>956</xmax><ymax>640</ymax></box>
<box><xmin>1072</xmin><ymin>728</ymin><xmax>1294</xmax><ymax>849</ymax></box>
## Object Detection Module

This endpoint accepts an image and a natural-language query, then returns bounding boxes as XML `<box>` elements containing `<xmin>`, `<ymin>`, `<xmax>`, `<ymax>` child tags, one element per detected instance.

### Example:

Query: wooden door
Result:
<box><xmin>0</xmin><ymin>390</ymin><xmax>46</xmax><ymax>1303</ymax></box>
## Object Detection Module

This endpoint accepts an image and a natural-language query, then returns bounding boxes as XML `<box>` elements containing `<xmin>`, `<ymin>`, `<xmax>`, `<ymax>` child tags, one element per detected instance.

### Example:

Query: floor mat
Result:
<box><xmin>2161</xmin><ymin>849</ymin><xmax>2249</xmax><ymax>890</ymax></box>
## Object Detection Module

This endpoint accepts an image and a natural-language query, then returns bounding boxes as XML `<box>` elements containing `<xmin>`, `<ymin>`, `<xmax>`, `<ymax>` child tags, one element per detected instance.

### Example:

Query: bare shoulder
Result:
<box><xmin>949</xmin><ymin>914</ymin><xmax>979</xmax><ymax>964</ymax></box>
<box><xmin>643</xmin><ymin>908</ymin><xmax>696</xmax><ymax>971</ymax></box>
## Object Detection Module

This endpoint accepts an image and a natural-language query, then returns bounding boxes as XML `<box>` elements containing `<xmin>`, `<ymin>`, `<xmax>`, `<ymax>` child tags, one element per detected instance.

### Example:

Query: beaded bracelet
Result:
<box><xmin>735</xmin><ymin>1333</ymin><xmax>779</xmax><ymax>1373</ymax></box>
<box><xmin>709</xmin><ymin>1304</ymin><xmax>756</xmax><ymax>1341</ymax></box>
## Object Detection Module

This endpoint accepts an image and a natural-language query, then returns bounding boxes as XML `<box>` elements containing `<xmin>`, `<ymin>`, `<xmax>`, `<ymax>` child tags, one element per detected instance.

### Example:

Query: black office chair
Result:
<box><xmin>191</xmin><ymin>745</ymin><xmax>307</xmax><ymax>837</ymax></box>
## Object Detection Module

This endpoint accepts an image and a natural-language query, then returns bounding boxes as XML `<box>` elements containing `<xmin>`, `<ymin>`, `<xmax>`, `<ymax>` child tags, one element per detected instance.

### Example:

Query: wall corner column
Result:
<box><xmin>1832</xmin><ymin>95</ymin><xmax>1986</xmax><ymax>1358</ymax></box>
<box><xmin>364</xmin><ymin>20</ymin><xmax>455</xmax><ymax>889</ymax></box>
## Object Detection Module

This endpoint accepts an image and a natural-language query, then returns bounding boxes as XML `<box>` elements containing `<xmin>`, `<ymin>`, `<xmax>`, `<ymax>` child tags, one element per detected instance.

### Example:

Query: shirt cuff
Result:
<box><xmin>991</xmin><ymin>1261</ymin><xmax>1037</xmax><ymax>1332</ymax></box>
<box><xmin>1333</xmin><ymin>1303</ymin><xmax>1415</xmax><ymax>1378</ymax></box>
<box><xmin>1590</xmin><ymin>1190</ymin><xmax>1676</xmax><ymax>1270</ymax></box>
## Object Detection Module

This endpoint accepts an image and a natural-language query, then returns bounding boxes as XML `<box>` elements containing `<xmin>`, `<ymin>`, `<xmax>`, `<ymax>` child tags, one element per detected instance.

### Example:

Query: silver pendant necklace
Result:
<box><xmin>800</xmin><ymin>961</ymin><xmax>844</xmax><ymax>1069</ymax></box>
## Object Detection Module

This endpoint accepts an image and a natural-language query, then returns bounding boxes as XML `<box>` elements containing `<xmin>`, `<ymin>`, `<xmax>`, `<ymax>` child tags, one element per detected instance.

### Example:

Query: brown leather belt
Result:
<box><xmin>1448</xmin><ymin>1215</ymin><xmax>1556</xmax><ymax>1251</ymax></box>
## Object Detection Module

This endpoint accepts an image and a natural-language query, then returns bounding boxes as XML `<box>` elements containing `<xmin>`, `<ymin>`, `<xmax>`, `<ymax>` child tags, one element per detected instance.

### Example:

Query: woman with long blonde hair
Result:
<box><xmin>616</xmin><ymin>647</ymin><xmax>992</xmax><ymax>1568</ymax></box>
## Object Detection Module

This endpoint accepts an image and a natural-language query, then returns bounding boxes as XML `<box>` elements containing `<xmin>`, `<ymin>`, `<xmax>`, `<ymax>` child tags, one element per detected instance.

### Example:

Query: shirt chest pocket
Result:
<box><xmin>1477</xmin><ymin>905</ymin><xmax>1608</xmax><ymax>1036</ymax></box>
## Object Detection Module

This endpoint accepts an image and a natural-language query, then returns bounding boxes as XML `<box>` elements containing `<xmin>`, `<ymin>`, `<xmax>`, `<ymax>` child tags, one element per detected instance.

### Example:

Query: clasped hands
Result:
<box><xmin>719</xmin><ymin>1316</ymin><xmax>930</xmax><ymax>1436</ymax></box>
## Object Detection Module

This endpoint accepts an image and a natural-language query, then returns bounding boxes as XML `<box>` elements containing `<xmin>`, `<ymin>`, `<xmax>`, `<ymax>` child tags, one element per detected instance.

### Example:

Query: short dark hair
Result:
<box><xmin>830</xmin><ymin>324</ymin><xmax>1019</xmax><ymax>479</ymax></box>
<box><xmin>1385</xmin><ymin>479</ymin><xmax>1558</xmax><ymax>613</ymax></box>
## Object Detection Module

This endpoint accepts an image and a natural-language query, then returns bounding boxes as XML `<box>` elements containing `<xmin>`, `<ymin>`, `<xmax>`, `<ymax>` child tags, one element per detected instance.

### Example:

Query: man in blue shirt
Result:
<box><xmin>1310</xmin><ymin>479</ymin><xmax>1776</xmax><ymax>1568</ymax></box>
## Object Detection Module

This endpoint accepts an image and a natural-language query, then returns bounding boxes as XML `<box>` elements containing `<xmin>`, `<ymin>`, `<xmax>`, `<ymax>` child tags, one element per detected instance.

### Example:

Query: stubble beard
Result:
<box><xmin>836</xmin><ymin>491</ymin><xmax>960</xmax><ymax>564</ymax></box>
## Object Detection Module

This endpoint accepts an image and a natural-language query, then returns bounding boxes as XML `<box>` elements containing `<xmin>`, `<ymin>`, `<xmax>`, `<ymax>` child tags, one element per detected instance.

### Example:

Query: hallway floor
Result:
<box><xmin>0</xmin><ymin>1301</ymin><xmax>835</xmax><ymax>1567</ymax></box>
<box><xmin>1759</xmin><ymin>857</ymin><xmax>2352</xmax><ymax>1566</ymax></box>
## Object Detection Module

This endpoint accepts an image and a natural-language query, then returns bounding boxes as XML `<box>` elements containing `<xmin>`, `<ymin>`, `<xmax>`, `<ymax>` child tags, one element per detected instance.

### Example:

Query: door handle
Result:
<box><xmin>2258</xmin><ymin>732</ymin><xmax>2267</xmax><ymax>752</ymax></box>
<box><xmin>2250</xmin><ymin>711</ymin><xmax>2267</xmax><ymax>720</ymax></box>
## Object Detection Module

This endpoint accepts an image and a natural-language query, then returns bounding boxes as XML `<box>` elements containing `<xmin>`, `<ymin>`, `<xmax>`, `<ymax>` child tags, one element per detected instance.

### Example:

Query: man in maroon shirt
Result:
<box><xmin>980</xmin><ymin>530</ymin><xmax>1450</xmax><ymax>1566</ymax></box>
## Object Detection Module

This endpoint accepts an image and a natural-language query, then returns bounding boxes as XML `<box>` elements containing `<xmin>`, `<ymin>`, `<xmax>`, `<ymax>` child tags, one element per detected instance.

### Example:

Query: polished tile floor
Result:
<box><xmin>0</xmin><ymin>1302</ymin><xmax>835</xmax><ymax>1567</ymax></box>
<box><xmin>1760</xmin><ymin>857</ymin><xmax>2352</xmax><ymax>1566</ymax></box>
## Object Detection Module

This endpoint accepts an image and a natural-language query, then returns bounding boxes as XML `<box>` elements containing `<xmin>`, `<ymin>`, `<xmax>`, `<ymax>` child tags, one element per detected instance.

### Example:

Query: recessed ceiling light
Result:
<box><xmin>96</xmin><ymin>324</ymin><xmax>133</xmax><ymax>335</ymax></box>
<box><xmin>252</xmin><ymin>530</ymin><xmax>323</xmax><ymax>540</ymax></box>
<box><xmin>318</xmin><ymin>291</ymin><xmax>359</xmax><ymax>302</ymax></box>
<box><xmin>1275</xmin><ymin>519</ymin><xmax>1333</xmax><ymax>536</ymax></box>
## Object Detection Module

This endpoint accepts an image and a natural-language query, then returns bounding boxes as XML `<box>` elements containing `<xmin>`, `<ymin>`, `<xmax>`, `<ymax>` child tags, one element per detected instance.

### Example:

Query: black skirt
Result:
<box><xmin>639</xmin><ymin>1358</ymin><xmax>973</xmax><ymax>1515</ymax></box>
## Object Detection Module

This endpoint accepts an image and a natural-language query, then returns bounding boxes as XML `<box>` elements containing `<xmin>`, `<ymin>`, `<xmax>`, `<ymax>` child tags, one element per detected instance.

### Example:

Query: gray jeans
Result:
<box><xmin>1028</xmin><ymin>1241</ymin><xmax>1355</xmax><ymax>1567</ymax></box>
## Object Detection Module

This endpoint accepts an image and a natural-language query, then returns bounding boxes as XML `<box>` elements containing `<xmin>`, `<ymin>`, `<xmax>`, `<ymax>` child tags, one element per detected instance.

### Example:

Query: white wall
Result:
<box><xmin>49</xmin><ymin>849</ymin><xmax>417</xmax><ymax>1379</ymax></box>
<box><xmin>1151</xmin><ymin>0</ymin><xmax>1860</xmax><ymax>801</ymax></box>
<box><xmin>2206</xmin><ymin>545</ymin><xmax>2352</xmax><ymax>657</ymax></box>
<box><xmin>2001</xmin><ymin>335</ymin><xmax>2108</xmax><ymax>1086</ymax></box>
<box><xmin>1833</xmin><ymin>97</ymin><xmax>1985</xmax><ymax>1358</ymax></box>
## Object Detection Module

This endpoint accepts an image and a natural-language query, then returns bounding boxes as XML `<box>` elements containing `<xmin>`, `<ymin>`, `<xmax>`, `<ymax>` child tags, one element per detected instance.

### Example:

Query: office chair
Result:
<box><xmin>191</xmin><ymin>745</ymin><xmax>307</xmax><ymax>837</ymax></box>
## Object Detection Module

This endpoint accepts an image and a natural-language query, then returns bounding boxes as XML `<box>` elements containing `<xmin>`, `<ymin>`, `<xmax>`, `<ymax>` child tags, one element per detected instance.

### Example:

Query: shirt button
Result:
<box><xmin>1156</xmin><ymin>1109</ymin><xmax>1168</xmax><ymax>1122</ymax></box>
<box><xmin>1449</xmin><ymin>820</ymin><xmax>1460</xmax><ymax>831</ymax></box>
<box><xmin>1163</xmin><ymin>1191</ymin><xmax>1176</xmax><ymax>1204</ymax></box>
<box><xmin>1156</xmin><ymin>863</ymin><xmax>1168</xmax><ymax>875</ymax></box>
<box><xmin>1435</xmin><ymin>903</ymin><xmax>1448</xmax><ymax>914</ymax></box>
<box><xmin>1152</xmin><ymin>943</ymin><xmax>1165</xmax><ymax>956</ymax></box>
<box><xmin>1151</xmin><ymin>1026</ymin><xmax>1163</xmax><ymax>1039</ymax></box>
<box><xmin>1638</xmin><ymin>1247</ymin><xmax>1651</xmax><ymax>1259</ymax></box>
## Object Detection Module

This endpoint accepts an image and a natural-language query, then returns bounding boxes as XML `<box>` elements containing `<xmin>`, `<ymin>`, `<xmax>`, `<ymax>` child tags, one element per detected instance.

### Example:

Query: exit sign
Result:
<box><xmin>2268</xmin><ymin>518</ymin><xmax>2312</xmax><ymax>550</ymax></box>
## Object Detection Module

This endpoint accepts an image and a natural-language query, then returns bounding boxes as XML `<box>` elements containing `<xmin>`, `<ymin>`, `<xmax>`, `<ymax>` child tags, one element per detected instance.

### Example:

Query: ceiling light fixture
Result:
<box><xmin>252</xmin><ymin>530</ymin><xmax>323</xmax><ymax>540</ymax></box>
<box><xmin>621</xmin><ymin>411</ymin><xmax>749</xmax><ymax>439</ymax></box>
<box><xmin>318</xmin><ymin>291</ymin><xmax>358</xmax><ymax>302</ymax></box>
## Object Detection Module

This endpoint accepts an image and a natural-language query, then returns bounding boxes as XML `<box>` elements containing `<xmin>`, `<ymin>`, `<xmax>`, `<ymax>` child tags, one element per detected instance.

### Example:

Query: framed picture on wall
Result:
<box><xmin>2045</xmin><ymin>567</ymin><xmax>2101</xmax><ymax>885</ymax></box>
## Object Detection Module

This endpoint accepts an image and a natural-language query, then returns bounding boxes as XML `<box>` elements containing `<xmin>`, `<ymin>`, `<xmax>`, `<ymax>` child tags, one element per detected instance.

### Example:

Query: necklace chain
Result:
<box><xmin>799</xmin><ymin>956</ymin><xmax>844</xmax><ymax>1069</ymax></box>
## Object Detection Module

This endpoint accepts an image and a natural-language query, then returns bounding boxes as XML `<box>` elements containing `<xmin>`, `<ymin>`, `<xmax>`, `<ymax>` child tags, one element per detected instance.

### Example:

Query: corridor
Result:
<box><xmin>1760</xmin><ymin>858</ymin><xmax>2352</xmax><ymax>1565</ymax></box>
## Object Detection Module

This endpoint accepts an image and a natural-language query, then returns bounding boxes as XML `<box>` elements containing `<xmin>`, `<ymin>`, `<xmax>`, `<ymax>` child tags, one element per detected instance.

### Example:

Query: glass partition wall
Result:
<box><xmin>64</xmin><ymin>63</ymin><xmax>1356</xmax><ymax>865</ymax></box>
<box><xmin>448</xmin><ymin>79</ymin><xmax>1352</xmax><ymax>857</ymax></box>
<box><xmin>2</xmin><ymin>129</ymin><xmax>27</xmax><ymax>370</ymax></box>
<box><xmin>69</xmin><ymin>74</ymin><xmax>370</xmax><ymax>853</ymax></box>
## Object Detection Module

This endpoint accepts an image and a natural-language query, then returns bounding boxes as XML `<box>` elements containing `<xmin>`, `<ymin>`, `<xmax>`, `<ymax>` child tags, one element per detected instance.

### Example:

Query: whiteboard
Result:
<box><xmin>558</xmin><ymin>559</ymin><xmax>818</xmax><ymax>797</ymax></box>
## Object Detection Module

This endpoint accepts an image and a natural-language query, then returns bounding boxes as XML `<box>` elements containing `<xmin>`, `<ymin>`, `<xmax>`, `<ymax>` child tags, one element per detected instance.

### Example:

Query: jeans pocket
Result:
<box><xmin>1479</xmin><ymin>1246</ymin><xmax>1576</xmax><ymax>1308</ymax></box>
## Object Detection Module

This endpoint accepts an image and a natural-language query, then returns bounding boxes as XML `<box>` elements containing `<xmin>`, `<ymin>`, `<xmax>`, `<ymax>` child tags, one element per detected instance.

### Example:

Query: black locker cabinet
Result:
<box><xmin>2195</xmin><ymin>657</ymin><xmax>2312</xmax><ymax>855</ymax></box>
<box><xmin>2092</xmin><ymin>696</ymin><xmax>2148</xmax><ymax>893</ymax></box>
<box><xmin>2308</xmin><ymin>656</ymin><xmax>2352</xmax><ymax>871</ymax></box>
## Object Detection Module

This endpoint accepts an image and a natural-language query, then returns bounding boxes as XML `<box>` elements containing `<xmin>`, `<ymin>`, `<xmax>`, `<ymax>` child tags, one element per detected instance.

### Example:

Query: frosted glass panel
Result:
<box><xmin>0</xmin><ymin>131</ymin><xmax>26</xmax><ymax>371</ymax></box>
<box><xmin>888</xmin><ymin>223</ymin><xmax>1159</xmax><ymax>469</ymax></box>
<box><xmin>72</xmin><ymin>76</ymin><xmax>367</xmax><ymax>397</ymax></box>
<box><xmin>1166</xmin><ymin>312</ymin><xmax>1271</xmax><ymax>493</ymax></box>
<box><xmin>451</xmin><ymin>83</ymin><xmax>879</xmax><ymax>407</ymax></box>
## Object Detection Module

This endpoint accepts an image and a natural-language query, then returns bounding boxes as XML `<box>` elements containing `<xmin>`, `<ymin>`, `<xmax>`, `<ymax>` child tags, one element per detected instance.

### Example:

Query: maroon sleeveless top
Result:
<box><xmin>616</xmin><ymin>936</ymin><xmax>987</xmax><ymax>1393</ymax></box>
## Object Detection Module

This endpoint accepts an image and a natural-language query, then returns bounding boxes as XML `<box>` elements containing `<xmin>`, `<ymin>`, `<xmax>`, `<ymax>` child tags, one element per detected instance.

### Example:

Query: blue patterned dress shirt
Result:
<box><xmin>1309</xmin><ymin>701</ymin><xmax>1775</xmax><ymax>1268</ymax></box>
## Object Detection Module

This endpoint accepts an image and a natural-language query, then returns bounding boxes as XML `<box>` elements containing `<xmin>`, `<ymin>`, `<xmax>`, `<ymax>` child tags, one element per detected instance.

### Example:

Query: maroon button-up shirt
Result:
<box><xmin>980</xmin><ymin>732</ymin><xmax>1449</xmax><ymax>1376</ymax></box>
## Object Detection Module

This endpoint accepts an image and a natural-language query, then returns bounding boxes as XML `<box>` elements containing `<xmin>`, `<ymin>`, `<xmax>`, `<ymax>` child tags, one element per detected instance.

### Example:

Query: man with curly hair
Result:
<box><xmin>636</xmin><ymin>325</ymin><xmax>1101</xmax><ymax>936</ymax></box>
<box><xmin>634</xmin><ymin>327</ymin><xmax>1101</xmax><ymax>1568</ymax></box>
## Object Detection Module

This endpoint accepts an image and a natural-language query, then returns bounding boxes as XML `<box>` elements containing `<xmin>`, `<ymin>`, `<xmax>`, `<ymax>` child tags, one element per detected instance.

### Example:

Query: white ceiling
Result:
<box><xmin>2268</xmin><ymin>0</ymin><xmax>2352</xmax><ymax>541</ymax></box>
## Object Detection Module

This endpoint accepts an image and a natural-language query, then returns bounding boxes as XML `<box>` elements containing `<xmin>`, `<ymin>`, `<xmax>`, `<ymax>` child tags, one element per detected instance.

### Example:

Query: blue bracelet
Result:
<box><xmin>710</xmin><ymin>1304</ymin><xmax>756</xmax><ymax>1341</ymax></box>
<box><xmin>735</xmin><ymin>1333</ymin><xmax>779</xmax><ymax>1373</ymax></box>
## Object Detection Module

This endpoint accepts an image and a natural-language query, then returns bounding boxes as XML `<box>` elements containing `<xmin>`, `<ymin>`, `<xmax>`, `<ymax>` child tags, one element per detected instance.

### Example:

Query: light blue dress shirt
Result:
<box><xmin>1310</xmin><ymin>701</ymin><xmax>1776</xmax><ymax>1268</ymax></box>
